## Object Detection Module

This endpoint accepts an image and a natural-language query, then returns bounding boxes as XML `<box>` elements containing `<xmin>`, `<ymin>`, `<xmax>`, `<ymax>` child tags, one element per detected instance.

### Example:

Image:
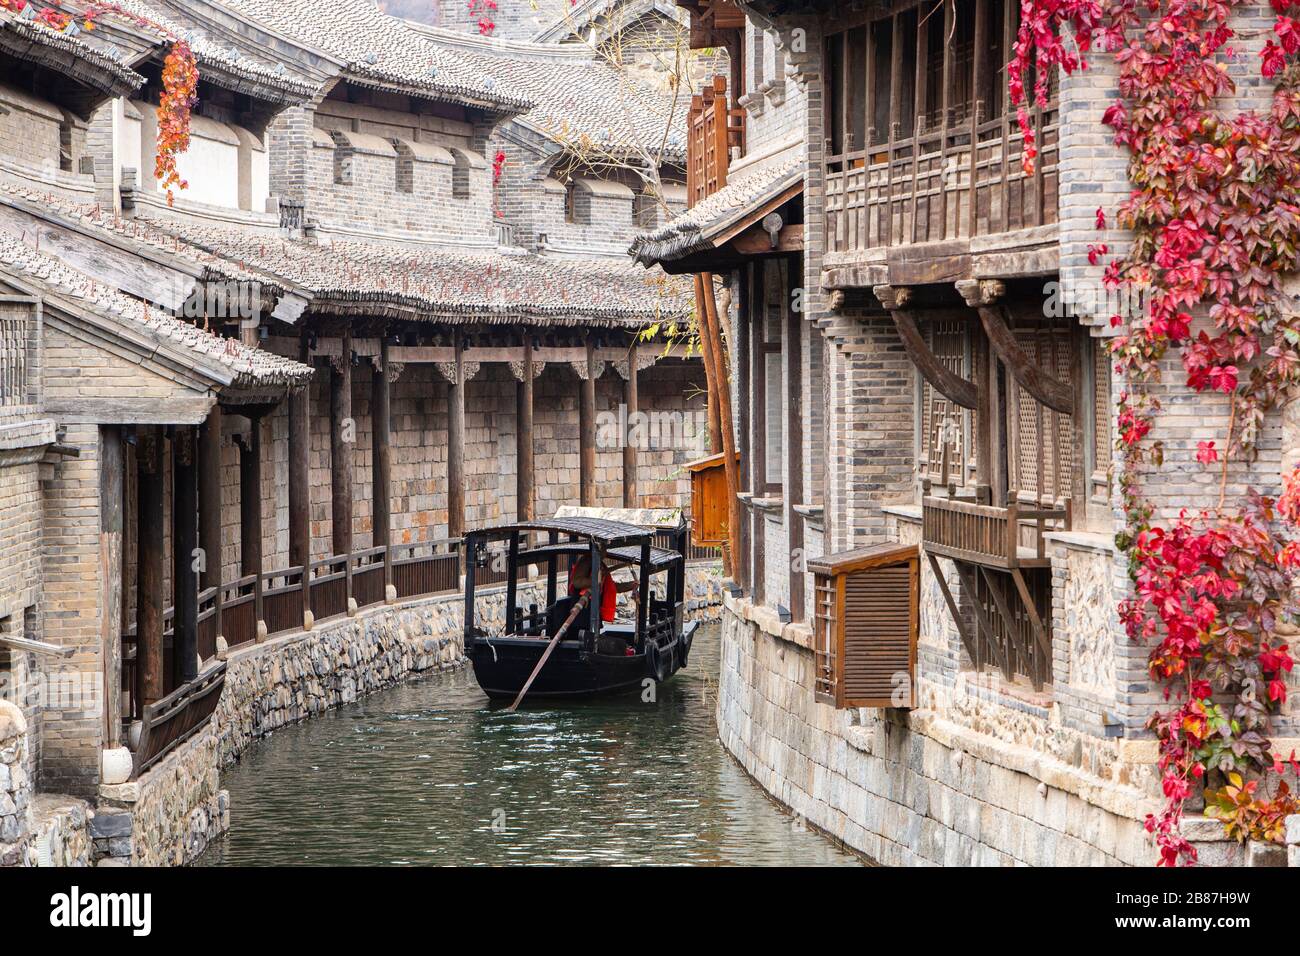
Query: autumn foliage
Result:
<box><xmin>1012</xmin><ymin>0</ymin><xmax>1300</xmax><ymax>864</ymax></box>
<box><xmin>2</xmin><ymin>0</ymin><xmax>197</xmax><ymax>203</ymax></box>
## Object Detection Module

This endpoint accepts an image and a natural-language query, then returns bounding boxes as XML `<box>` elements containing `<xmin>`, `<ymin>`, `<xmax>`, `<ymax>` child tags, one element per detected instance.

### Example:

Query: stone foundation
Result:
<box><xmin>0</xmin><ymin>700</ymin><xmax>30</xmax><ymax>865</ymax></box>
<box><xmin>716</xmin><ymin>595</ymin><xmax>1166</xmax><ymax>866</ymax></box>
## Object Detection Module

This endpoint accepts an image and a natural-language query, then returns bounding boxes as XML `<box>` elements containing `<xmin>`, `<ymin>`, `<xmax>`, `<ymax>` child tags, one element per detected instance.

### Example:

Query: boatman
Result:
<box><xmin>567</xmin><ymin>554</ymin><xmax>639</xmax><ymax>623</ymax></box>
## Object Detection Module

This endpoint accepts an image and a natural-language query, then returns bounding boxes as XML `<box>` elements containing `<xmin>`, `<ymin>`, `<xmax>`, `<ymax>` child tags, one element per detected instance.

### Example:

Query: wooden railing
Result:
<box><xmin>687</xmin><ymin>75</ymin><xmax>745</xmax><ymax>208</ymax></box>
<box><xmin>921</xmin><ymin>494</ymin><xmax>1070</xmax><ymax>569</ymax></box>
<box><xmin>132</xmin><ymin>662</ymin><xmax>226</xmax><ymax>778</ymax></box>
<box><xmin>824</xmin><ymin>100</ymin><xmax>1059</xmax><ymax>255</ymax></box>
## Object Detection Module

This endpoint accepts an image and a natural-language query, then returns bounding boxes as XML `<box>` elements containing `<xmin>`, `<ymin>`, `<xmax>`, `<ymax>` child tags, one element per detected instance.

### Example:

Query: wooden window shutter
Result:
<box><xmin>809</xmin><ymin>543</ymin><xmax>919</xmax><ymax>709</ymax></box>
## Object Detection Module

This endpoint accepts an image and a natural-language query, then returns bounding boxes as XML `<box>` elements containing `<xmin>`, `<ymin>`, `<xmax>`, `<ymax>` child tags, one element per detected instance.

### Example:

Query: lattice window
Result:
<box><xmin>1092</xmin><ymin>338</ymin><xmax>1113</xmax><ymax>499</ymax></box>
<box><xmin>1007</xmin><ymin>326</ymin><xmax>1075</xmax><ymax>506</ymax></box>
<box><xmin>918</xmin><ymin>319</ymin><xmax>973</xmax><ymax>491</ymax></box>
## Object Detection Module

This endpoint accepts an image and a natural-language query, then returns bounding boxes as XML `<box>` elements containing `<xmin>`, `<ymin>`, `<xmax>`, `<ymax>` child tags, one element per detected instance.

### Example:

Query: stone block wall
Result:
<box><xmin>716</xmin><ymin>597</ymin><xmax>1162</xmax><ymax>865</ymax></box>
<box><xmin>0</xmin><ymin>700</ymin><xmax>30</xmax><ymax>865</ymax></box>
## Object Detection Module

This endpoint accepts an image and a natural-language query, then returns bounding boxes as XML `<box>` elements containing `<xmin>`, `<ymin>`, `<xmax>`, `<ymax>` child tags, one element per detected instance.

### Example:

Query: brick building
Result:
<box><xmin>632</xmin><ymin>0</ymin><xmax>1300</xmax><ymax>865</ymax></box>
<box><xmin>0</xmin><ymin>0</ymin><xmax>711</xmax><ymax>865</ymax></box>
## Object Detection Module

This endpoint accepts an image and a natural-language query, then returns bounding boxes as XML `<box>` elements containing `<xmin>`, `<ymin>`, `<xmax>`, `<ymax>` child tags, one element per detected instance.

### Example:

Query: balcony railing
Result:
<box><xmin>921</xmin><ymin>494</ymin><xmax>1070</xmax><ymax>570</ymax></box>
<box><xmin>688</xmin><ymin>75</ymin><xmax>745</xmax><ymax>208</ymax></box>
<box><xmin>825</xmin><ymin>100</ymin><xmax>1059</xmax><ymax>256</ymax></box>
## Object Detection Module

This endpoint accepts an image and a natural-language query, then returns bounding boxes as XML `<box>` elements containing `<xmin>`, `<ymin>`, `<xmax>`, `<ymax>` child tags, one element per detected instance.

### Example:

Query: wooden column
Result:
<box><xmin>238</xmin><ymin>416</ymin><xmax>264</xmax><ymax>630</ymax></box>
<box><xmin>784</xmin><ymin>258</ymin><xmax>805</xmax><ymax>623</ymax></box>
<box><xmin>373</xmin><ymin>341</ymin><xmax>393</xmax><ymax>590</ymax></box>
<box><xmin>288</xmin><ymin>350</ymin><xmax>311</xmax><ymax>571</ymax></box>
<box><xmin>100</xmin><ymin>426</ymin><xmax>124</xmax><ymax>746</ymax></box>
<box><xmin>579</xmin><ymin>338</ymin><xmax>597</xmax><ymax>507</ymax></box>
<box><xmin>622</xmin><ymin>344</ymin><xmax>639</xmax><ymax>509</ymax></box>
<box><xmin>447</xmin><ymin>333</ymin><xmax>466</xmax><ymax>541</ymax></box>
<box><xmin>198</xmin><ymin>406</ymin><xmax>222</xmax><ymax>592</ymax></box>
<box><xmin>515</xmin><ymin>340</ymin><xmax>536</xmax><ymax>524</ymax></box>
<box><xmin>136</xmin><ymin>427</ymin><xmax>165</xmax><ymax>707</ymax></box>
<box><xmin>330</xmin><ymin>333</ymin><xmax>354</xmax><ymax>557</ymax></box>
<box><xmin>172</xmin><ymin>426</ymin><xmax>199</xmax><ymax>686</ymax></box>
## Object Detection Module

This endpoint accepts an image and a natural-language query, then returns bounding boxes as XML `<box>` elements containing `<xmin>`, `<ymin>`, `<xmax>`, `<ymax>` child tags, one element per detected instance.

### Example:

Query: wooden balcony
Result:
<box><xmin>687</xmin><ymin>75</ymin><xmax>745</xmax><ymax>208</ymax></box>
<box><xmin>825</xmin><ymin>104</ymin><xmax>1058</xmax><ymax>256</ymax></box>
<box><xmin>921</xmin><ymin>493</ymin><xmax>1070</xmax><ymax>570</ymax></box>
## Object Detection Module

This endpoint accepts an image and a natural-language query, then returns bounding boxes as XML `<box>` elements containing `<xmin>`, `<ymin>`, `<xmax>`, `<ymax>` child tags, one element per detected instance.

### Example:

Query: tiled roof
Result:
<box><xmin>0</xmin><ymin>231</ymin><xmax>312</xmax><ymax>388</ymax></box>
<box><xmin>220</xmin><ymin>0</ymin><xmax>535</xmax><ymax>113</ymax></box>
<box><xmin>407</xmin><ymin>25</ymin><xmax>686</xmax><ymax>162</ymax></box>
<box><xmin>105</xmin><ymin>0</ymin><xmax>320</xmax><ymax>102</ymax></box>
<box><xmin>0</xmin><ymin>12</ymin><xmax>145</xmax><ymax>99</ymax></box>
<box><xmin>0</xmin><ymin>179</ymin><xmax>281</xmax><ymax>290</ymax></box>
<box><xmin>629</xmin><ymin>156</ymin><xmax>804</xmax><ymax>266</ymax></box>
<box><xmin>140</xmin><ymin>215</ymin><xmax>691</xmax><ymax>326</ymax></box>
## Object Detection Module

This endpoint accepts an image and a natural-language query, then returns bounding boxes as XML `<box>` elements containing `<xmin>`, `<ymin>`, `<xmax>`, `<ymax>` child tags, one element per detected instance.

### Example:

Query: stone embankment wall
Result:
<box><xmin>0</xmin><ymin>701</ymin><xmax>30</xmax><ymax>865</ymax></box>
<box><xmin>103</xmin><ymin>564</ymin><xmax>721</xmax><ymax>866</ymax></box>
<box><xmin>716</xmin><ymin>595</ymin><xmax>1300</xmax><ymax>867</ymax></box>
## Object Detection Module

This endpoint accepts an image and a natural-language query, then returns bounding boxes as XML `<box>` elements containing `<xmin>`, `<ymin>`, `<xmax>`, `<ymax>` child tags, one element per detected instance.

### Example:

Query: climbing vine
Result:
<box><xmin>1011</xmin><ymin>0</ymin><xmax>1300</xmax><ymax>864</ymax></box>
<box><xmin>468</xmin><ymin>0</ymin><xmax>497</xmax><ymax>35</ymax></box>
<box><xmin>2</xmin><ymin>0</ymin><xmax>197</xmax><ymax>203</ymax></box>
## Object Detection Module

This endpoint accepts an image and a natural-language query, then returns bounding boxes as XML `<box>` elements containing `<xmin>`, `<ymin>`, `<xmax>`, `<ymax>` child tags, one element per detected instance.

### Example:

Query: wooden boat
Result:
<box><xmin>463</xmin><ymin>509</ymin><xmax>699</xmax><ymax>701</ymax></box>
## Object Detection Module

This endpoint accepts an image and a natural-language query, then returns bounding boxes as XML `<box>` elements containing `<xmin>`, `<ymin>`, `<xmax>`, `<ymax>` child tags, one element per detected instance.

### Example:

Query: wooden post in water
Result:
<box><xmin>136</xmin><ymin>426</ymin><xmax>165</xmax><ymax>706</ymax></box>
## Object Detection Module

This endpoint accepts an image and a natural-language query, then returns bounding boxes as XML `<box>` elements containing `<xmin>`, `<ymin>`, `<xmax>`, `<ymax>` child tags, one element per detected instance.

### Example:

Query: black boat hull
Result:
<box><xmin>468</xmin><ymin>623</ymin><xmax>697</xmax><ymax>701</ymax></box>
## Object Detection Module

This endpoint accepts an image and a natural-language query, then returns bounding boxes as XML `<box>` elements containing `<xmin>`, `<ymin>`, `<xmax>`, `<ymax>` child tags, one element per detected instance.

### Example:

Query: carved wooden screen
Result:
<box><xmin>1091</xmin><ymin>336</ymin><xmax>1113</xmax><ymax>500</ymax></box>
<box><xmin>919</xmin><ymin>319</ymin><xmax>973</xmax><ymax>490</ymax></box>
<box><xmin>1007</xmin><ymin>323</ymin><xmax>1075</xmax><ymax>506</ymax></box>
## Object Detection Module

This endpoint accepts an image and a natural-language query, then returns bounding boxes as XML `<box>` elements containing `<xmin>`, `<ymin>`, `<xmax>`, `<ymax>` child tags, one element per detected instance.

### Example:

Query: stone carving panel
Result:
<box><xmin>1064</xmin><ymin>548</ymin><xmax>1118</xmax><ymax>697</ymax></box>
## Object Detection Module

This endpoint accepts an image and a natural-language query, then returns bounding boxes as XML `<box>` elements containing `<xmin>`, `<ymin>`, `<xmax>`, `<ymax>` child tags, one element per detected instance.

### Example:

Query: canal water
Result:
<box><xmin>197</xmin><ymin>624</ymin><xmax>861</xmax><ymax>866</ymax></box>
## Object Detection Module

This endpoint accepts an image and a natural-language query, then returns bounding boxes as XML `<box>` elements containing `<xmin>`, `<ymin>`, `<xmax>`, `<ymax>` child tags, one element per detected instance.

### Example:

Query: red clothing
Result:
<box><xmin>570</xmin><ymin>567</ymin><xmax>618</xmax><ymax>622</ymax></box>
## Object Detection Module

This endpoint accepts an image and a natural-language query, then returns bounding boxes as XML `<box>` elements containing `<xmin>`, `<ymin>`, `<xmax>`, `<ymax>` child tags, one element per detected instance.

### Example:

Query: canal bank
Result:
<box><xmin>197</xmin><ymin>622</ymin><xmax>859</xmax><ymax>866</ymax></box>
<box><xmin>87</xmin><ymin>566</ymin><xmax>725</xmax><ymax>866</ymax></box>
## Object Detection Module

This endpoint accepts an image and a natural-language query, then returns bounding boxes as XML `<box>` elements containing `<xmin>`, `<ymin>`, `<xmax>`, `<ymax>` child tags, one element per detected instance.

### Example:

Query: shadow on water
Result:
<box><xmin>196</xmin><ymin>624</ymin><xmax>862</xmax><ymax>866</ymax></box>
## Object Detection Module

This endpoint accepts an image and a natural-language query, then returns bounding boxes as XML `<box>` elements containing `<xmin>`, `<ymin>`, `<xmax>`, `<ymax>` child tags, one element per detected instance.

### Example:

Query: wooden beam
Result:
<box><xmin>579</xmin><ymin>337</ymin><xmax>597</xmax><ymax>507</ymax></box>
<box><xmin>517</xmin><ymin>338</ymin><xmax>536</xmax><ymax>523</ymax></box>
<box><xmin>100</xmin><ymin>425</ymin><xmax>123</xmax><ymax>747</ymax></box>
<box><xmin>447</xmin><ymin>332</ymin><xmax>466</xmax><ymax>540</ymax></box>
<box><xmin>136</xmin><ymin>426</ymin><xmax>165</xmax><ymax>707</ymax></box>
<box><xmin>976</xmin><ymin>302</ymin><xmax>1073</xmax><ymax>414</ymax></box>
<box><xmin>172</xmin><ymin>426</ymin><xmax>199</xmax><ymax>687</ymax></box>
<box><xmin>877</xmin><ymin>286</ymin><xmax>978</xmax><ymax>409</ymax></box>
<box><xmin>372</xmin><ymin>342</ymin><xmax>392</xmax><ymax>553</ymax></box>
<box><xmin>238</xmin><ymin>416</ymin><xmax>263</xmax><ymax>577</ymax></box>
<box><xmin>729</xmin><ymin>223</ymin><xmax>805</xmax><ymax>256</ymax></box>
<box><xmin>623</xmin><ymin>343</ymin><xmax>639</xmax><ymax>508</ymax></box>
<box><xmin>198</xmin><ymin>406</ymin><xmax>222</xmax><ymax>592</ymax></box>
<box><xmin>330</xmin><ymin>332</ymin><xmax>354</xmax><ymax>556</ymax></box>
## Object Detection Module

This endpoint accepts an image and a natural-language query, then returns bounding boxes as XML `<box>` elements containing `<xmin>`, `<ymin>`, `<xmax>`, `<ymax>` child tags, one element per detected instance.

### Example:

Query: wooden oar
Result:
<box><xmin>507</xmin><ymin>592</ymin><xmax>591</xmax><ymax>712</ymax></box>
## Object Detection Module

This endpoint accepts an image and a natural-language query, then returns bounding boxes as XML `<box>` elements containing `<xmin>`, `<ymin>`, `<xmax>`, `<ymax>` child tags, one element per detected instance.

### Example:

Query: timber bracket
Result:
<box><xmin>875</xmin><ymin>284</ymin><xmax>978</xmax><ymax>410</ymax></box>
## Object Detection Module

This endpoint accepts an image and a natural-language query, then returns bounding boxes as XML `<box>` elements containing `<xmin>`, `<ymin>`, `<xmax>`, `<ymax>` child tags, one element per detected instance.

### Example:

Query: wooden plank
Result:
<box><xmin>136</xmin><ymin>427</ymin><xmax>165</xmax><ymax>706</ymax></box>
<box><xmin>579</xmin><ymin>337</ymin><xmax>597</xmax><ymax>507</ymax></box>
<box><xmin>622</xmin><ymin>342</ymin><xmax>638</xmax><ymax>508</ymax></box>
<box><xmin>448</xmin><ymin>332</ymin><xmax>466</xmax><ymax>540</ymax></box>
<box><xmin>173</xmin><ymin>426</ymin><xmax>199</xmax><ymax>686</ymax></box>
<box><xmin>518</xmin><ymin>337</ymin><xmax>536</xmax><ymax>522</ymax></box>
<box><xmin>330</xmin><ymin>332</ymin><xmax>354</xmax><ymax>555</ymax></box>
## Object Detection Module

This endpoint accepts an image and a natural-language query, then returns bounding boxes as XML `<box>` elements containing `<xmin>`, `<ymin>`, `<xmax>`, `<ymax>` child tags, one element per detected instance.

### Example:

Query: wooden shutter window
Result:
<box><xmin>810</xmin><ymin>543</ymin><xmax>919</xmax><ymax>709</ymax></box>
